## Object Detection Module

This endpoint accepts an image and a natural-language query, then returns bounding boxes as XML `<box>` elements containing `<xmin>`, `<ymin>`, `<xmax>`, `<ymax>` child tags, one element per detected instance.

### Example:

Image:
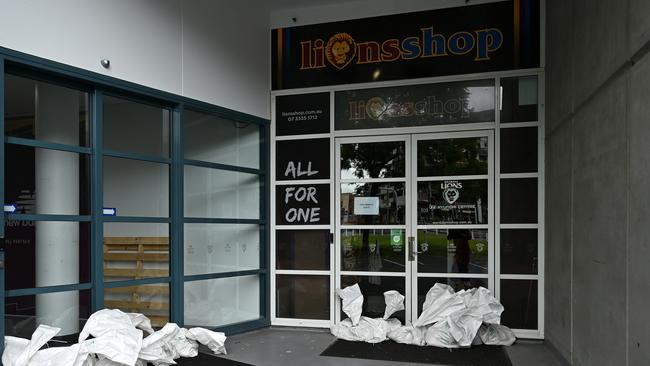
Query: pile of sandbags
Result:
<box><xmin>2</xmin><ymin>309</ymin><xmax>226</xmax><ymax>366</ymax></box>
<box><xmin>331</xmin><ymin>283</ymin><xmax>516</xmax><ymax>348</ymax></box>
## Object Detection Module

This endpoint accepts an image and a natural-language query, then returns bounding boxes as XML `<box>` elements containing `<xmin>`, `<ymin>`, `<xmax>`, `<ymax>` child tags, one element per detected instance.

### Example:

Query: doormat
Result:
<box><xmin>320</xmin><ymin>340</ymin><xmax>512</xmax><ymax>366</ymax></box>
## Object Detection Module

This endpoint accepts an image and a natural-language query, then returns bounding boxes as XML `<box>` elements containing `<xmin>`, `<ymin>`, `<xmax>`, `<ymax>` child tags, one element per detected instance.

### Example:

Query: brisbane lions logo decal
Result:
<box><xmin>326</xmin><ymin>33</ymin><xmax>356</xmax><ymax>69</ymax></box>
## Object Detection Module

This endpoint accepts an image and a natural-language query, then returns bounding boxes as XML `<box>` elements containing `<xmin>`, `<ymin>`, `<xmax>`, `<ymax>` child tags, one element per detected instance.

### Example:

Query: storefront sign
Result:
<box><xmin>335</xmin><ymin>79</ymin><xmax>494</xmax><ymax>130</ymax></box>
<box><xmin>276</xmin><ymin>138</ymin><xmax>329</xmax><ymax>180</ymax></box>
<box><xmin>276</xmin><ymin>184</ymin><xmax>330</xmax><ymax>225</ymax></box>
<box><xmin>275</xmin><ymin>93</ymin><xmax>330</xmax><ymax>136</ymax></box>
<box><xmin>272</xmin><ymin>0</ymin><xmax>540</xmax><ymax>89</ymax></box>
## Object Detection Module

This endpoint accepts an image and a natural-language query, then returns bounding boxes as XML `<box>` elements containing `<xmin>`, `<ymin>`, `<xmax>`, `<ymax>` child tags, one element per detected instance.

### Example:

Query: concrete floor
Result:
<box><xmin>218</xmin><ymin>327</ymin><xmax>567</xmax><ymax>366</ymax></box>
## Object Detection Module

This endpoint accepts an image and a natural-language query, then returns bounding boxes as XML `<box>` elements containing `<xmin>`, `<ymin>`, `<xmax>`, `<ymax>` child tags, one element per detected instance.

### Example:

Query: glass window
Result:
<box><xmin>500</xmin><ymin>76</ymin><xmax>538</xmax><ymax>122</ymax></box>
<box><xmin>184</xmin><ymin>276</ymin><xmax>260</xmax><ymax>327</ymax></box>
<box><xmin>184</xmin><ymin>166</ymin><xmax>260</xmax><ymax>219</ymax></box>
<box><xmin>5</xmin><ymin>144</ymin><xmax>90</xmax><ymax>215</ymax></box>
<box><xmin>341</xmin><ymin>229</ymin><xmax>405</xmax><ymax>272</ymax></box>
<box><xmin>500</xmin><ymin>279</ymin><xmax>538</xmax><ymax>329</ymax></box>
<box><xmin>276</xmin><ymin>230</ymin><xmax>330</xmax><ymax>270</ymax></box>
<box><xmin>103</xmin><ymin>223</ymin><xmax>169</xmax><ymax>282</ymax></box>
<box><xmin>500</xmin><ymin>127</ymin><xmax>538</xmax><ymax>173</ymax></box>
<box><xmin>184</xmin><ymin>224</ymin><xmax>260</xmax><ymax>276</ymax></box>
<box><xmin>335</xmin><ymin>79</ymin><xmax>495</xmax><ymax>130</ymax></box>
<box><xmin>103</xmin><ymin>95</ymin><xmax>170</xmax><ymax>157</ymax></box>
<box><xmin>4</xmin><ymin>74</ymin><xmax>89</xmax><ymax>146</ymax></box>
<box><xmin>341</xmin><ymin>182</ymin><xmax>406</xmax><ymax>225</ymax></box>
<box><xmin>184</xmin><ymin>110</ymin><xmax>260</xmax><ymax>168</ymax></box>
<box><xmin>104</xmin><ymin>284</ymin><xmax>169</xmax><ymax>327</ymax></box>
<box><xmin>276</xmin><ymin>275</ymin><xmax>329</xmax><ymax>320</ymax></box>
<box><xmin>417</xmin><ymin>277</ymin><xmax>488</xmax><ymax>314</ymax></box>
<box><xmin>104</xmin><ymin>157</ymin><xmax>169</xmax><ymax>217</ymax></box>
<box><xmin>4</xmin><ymin>221</ymin><xmax>90</xmax><ymax>290</ymax></box>
<box><xmin>501</xmin><ymin>229</ymin><xmax>538</xmax><ymax>274</ymax></box>
<box><xmin>340</xmin><ymin>141</ymin><xmax>405</xmax><ymax>179</ymax></box>
<box><xmin>5</xmin><ymin>290</ymin><xmax>91</xmax><ymax>338</ymax></box>
<box><xmin>417</xmin><ymin>180</ymin><xmax>488</xmax><ymax>225</ymax></box>
<box><xmin>500</xmin><ymin>178</ymin><xmax>538</xmax><ymax>223</ymax></box>
<box><xmin>417</xmin><ymin>229</ymin><xmax>488</xmax><ymax>274</ymax></box>
<box><xmin>418</xmin><ymin>137</ymin><xmax>488</xmax><ymax>176</ymax></box>
<box><xmin>341</xmin><ymin>275</ymin><xmax>405</xmax><ymax>323</ymax></box>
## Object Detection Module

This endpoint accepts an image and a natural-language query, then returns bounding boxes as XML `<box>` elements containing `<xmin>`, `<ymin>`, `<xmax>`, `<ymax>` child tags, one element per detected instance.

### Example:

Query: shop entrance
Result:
<box><xmin>335</xmin><ymin>130</ymin><xmax>494</xmax><ymax>323</ymax></box>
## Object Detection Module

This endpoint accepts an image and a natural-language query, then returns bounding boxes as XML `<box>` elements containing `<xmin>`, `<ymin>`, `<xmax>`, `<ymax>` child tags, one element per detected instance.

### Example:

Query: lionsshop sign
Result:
<box><xmin>271</xmin><ymin>0</ymin><xmax>540</xmax><ymax>89</ymax></box>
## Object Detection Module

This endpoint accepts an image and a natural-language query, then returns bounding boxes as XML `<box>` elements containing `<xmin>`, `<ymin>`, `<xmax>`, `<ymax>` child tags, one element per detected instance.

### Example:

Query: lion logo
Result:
<box><xmin>326</xmin><ymin>33</ymin><xmax>356</xmax><ymax>69</ymax></box>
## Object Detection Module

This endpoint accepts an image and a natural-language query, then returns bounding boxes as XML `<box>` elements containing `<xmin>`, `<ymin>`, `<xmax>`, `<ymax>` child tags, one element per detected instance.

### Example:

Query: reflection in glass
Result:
<box><xmin>500</xmin><ymin>76</ymin><xmax>538</xmax><ymax>123</ymax></box>
<box><xmin>501</xmin><ymin>127</ymin><xmax>538</xmax><ymax>173</ymax></box>
<box><xmin>500</xmin><ymin>178</ymin><xmax>538</xmax><ymax>223</ymax></box>
<box><xmin>417</xmin><ymin>180</ymin><xmax>488</xmax><ymax>225</ymax></box>
<box><xmin>418</xmin><ymin>137</ymin><xmax>488</xmax><ymax>176</ymax></box>
<box><xmin>276</xmin><ymin>275</ymin><xmax>329</xmax><ymax>319</ymax></box>
<box><xmin>501</xmin><ymin>229</ymin><xmax>538</xmax><ymax>274</ymax></box>
<box><xmin>341</xmin><ymin>275</ymin><xmax>405</xmax><ymax>323</ymax></box>
<box><xmin>104</xmin><ymin>284</ymin><xmax>169</xmax><ymax>327</ymax></box>
<box><xmin>500</xmin><ymin>280</ymin><xmax>538</xmax><ymax>329</ymax></box>
<box><xmin>341</xmin><ymin>229</ymin><xmax>405</xmax><ymax>272</ymax></box>
<box><xmin>5</xmin><ymin>290</ymin><xmax>91</xmax><ymax>338</ymax></box>
<box><xmin>417</xmin><ymin>277</ymin><xmax>488</xmax><ymax>314</ymax></box>
<box><xmin>341</xmin><ymin>183</ymin><xmax>405</xmax><ymax>225</ymax></box>
<box><xmin>103</xmin><ymin>223</ymin><xmax>169</xmax><ymax>282</ymax></box>
<box><xmin>6</xmin><ymin>144</ymin><xmax>90</xmax><ymax>215</ymax></box>
<box><xmin>184</xmin><ymin>109</ymin><xmax>260</xmax><ymax>168</ymax></box>
<box><xmin>184</xmin><ymin>166</ymin><xmax>259</xmax><ymax>219</ymax></box>
<box><xmin>276</xmin><ymin>230</ymin><xmax>330</xmax><ymax>270</ymax></box>
<box><xmin>4</xmin><ymin>74</ymin><xmax>89</xmax><ymax>146</ymax></box>
<box><xmin>104</xmin><ymin>95</ymin><xmax>170</xmax><ymax>157</ymax></box>
<box><xmin>340</xmin><ymin>141</ymin><xmax>405</xmax><ymax>179</ymax></box>
<box><xmin>4</xmin><ymin>221</ymin><xmax>90</xmax><ymax>290</ymax></box>
<box><xmin>104</xmin><ymin>157</ymin><xmax>169</xmax><ymax>217</ymax></box>
<box><xmin>184</xmin><ymin>275</ymin><xmax>260</xmax><ymax>327</ymax></box>
<box><xmin>184</xmin><ymin>224</ymin><xmax>259</xmax><ymax>275</ymax></box>
<box><xmin>417</xmin><ymin>229</ymin><xmax>488</xmax><ymax>274</ymax></box>
<box><xmin>335</xmin><ymin>79</ymin><xmax>495</xmax><ymax>130</ymax></box>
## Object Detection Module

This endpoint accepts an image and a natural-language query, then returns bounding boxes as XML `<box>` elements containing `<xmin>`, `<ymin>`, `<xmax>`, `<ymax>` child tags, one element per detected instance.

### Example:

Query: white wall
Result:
<box><xmin>270</xmin><ymin>0</ymin><xmax>507</xmax><ymax>28</ymax></box>
<box><xmin>0</xmin><ymin>0</ymin><xmax>271</xmax><ymax>119</ymax></box>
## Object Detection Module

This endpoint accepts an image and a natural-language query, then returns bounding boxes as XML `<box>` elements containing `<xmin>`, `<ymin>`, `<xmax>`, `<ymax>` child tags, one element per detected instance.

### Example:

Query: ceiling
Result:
<box><xmin>267</xmin><ymin>0</ymin><xmax>355</xmax><ymax>11</ymax></box>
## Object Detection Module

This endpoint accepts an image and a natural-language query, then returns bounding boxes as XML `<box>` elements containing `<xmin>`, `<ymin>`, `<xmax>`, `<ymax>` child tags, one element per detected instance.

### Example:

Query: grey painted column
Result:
<box><xmin>34</xmin><ymin>82</ymin><xmax>80</xmax><ymax>335</ymax></box>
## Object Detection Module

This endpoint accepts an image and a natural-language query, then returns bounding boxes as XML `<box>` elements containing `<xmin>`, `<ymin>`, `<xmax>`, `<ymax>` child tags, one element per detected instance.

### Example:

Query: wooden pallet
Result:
<box><xmin>103</xmin><ymin>237</ymin><xmax>169</xmax><ymax>327</ymax></box>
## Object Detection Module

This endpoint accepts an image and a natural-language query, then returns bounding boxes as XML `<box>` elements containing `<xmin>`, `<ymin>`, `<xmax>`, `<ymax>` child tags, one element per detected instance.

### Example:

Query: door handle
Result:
<box><xmin>408</xmin><ymin>236</ymin><xmax>426</xmax><ymax>261</ymax></box>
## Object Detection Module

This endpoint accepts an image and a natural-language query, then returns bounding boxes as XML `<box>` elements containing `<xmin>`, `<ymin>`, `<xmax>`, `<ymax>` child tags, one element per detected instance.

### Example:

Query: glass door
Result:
<box><xmin>410</xmin><ymin>131</ymin><xmax>494</xmax><ymax>320</ymax></box>
<box><xmin>336</xmin><ymin>135</ymin><xmax>411</xmax><ymax>324</ymax></box>
<box><xmin>335</xmin><ymin>130</ymin><xmax>493</xmax><ymax>325</ymax></box>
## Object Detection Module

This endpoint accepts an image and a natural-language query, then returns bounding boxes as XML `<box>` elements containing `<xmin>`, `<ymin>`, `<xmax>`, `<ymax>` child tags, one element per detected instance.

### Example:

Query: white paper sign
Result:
<box><xmin>354</xmin><ymin>197</ymin><xmax>379</xmax><ymax>215</ymax></box>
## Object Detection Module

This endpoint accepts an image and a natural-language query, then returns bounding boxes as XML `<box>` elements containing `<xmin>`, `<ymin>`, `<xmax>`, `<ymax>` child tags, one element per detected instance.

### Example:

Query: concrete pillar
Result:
<box><xmin>34</xmin><ymin>82</ymin><xmax>80</xmax><ymax>335</ymax></box>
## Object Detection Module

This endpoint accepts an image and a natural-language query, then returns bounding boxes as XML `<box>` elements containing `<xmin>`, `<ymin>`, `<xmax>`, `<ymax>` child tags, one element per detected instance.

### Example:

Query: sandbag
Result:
<box><xmin>413</xmin><ymin>283</ymin><xmax>465</xmax><ymax>327</ymax></box>
<box><xmin>382</xmin><ymin>290</ymin><xmax>405</xmax><ymax>320</ymax></box>
<box><xmin>478</xmin><ymin>324</ymin><xmax>516</xmax><ymax>346</ymax></box>
<box><xmin>336</xmin><ymin>284</ymin><xmax>364</xmax><ymax>326</ymax></box>
<box><xmin>331</xmin><ymin>317</ymin><xmax>401</xmax><ymax>344</ymax></box>
<box><xmin>387</xmin><ymin>326</ymin><xmax>426</xmax><ymax>346</ymax></box>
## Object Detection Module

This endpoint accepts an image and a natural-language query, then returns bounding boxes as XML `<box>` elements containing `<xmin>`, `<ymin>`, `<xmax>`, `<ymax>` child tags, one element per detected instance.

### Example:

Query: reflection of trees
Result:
<box><xmin>341</xmin><ymin>142</ymin><xmax>404</xmax><ymax>251</ymax></box>
<box><xmin>417</xmin><ymin>138</ymin><xmax>488</xmax><ymax>176</ymax></box>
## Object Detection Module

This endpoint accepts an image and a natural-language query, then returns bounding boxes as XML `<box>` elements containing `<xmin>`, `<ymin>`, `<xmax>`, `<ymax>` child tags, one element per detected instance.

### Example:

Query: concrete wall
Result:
<box><xmin>0</xmin><ymin>0</ymin><xmax>271</xmax><ymax>118</ymax></box>
<box><xmin>545</xmin><ymin>0</ymin><xmax>650</xmax><ymax>364</ymax></box>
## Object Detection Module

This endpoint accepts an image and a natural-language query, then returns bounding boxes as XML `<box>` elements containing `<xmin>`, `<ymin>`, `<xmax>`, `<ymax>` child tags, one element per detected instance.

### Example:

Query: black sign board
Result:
<box><xmin>272</xmin><ymin>0</ymin><xmax>540</xmax><ymax>90</ymax></box>
<box><xmin>276</xmin><ymin>184</ymin><xmax>330</xmax><ymax>225</ymax></box>
<box><xmin>275</xmin><ymin>93</ymin><xmax>330</xmax><ymax>136</ymax></box>
<box><xmin>276</xmin><ymin>138</ymin><xmax>330</xmax><ymax>180</ymax></box>
<box><xmin>335</xmin><ymin>79</ymin><xmax>495</xmax><ymax>130</ymax></box>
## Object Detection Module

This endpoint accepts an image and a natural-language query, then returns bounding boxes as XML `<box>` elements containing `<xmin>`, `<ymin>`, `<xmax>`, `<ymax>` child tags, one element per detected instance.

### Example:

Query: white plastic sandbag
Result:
<box><xmin>187</xmin><ymin>327</ymin><xmax>227</xmax><ymax>355</ymax></box>
<box><xmin>331</xmin><ymin>317</ymin><xmax>400</xmax><ymax>344</ymax></box>
<box><xmin>446</xmin><ymin>307</ymin><xmax>483</xmax><ymax>347</ymax></box>
<box><xmin>127</xmin><ymin>313</ymin><xmax>155</xmax><ymax>335</ymax></box>
<box><xmin>79</xmin><ymin>309</ymin><xmax>143</xmax><ymax>366</ymax></box>
<box><xmin>424</xmin><ymin>321</ymin><xmax>460</xmax><ymax>348</ymax></box>
<box><xmin>413</xmin><ymin>283</ymin><xmax>465</xmax><ymax>327</ymax></box>
<box><xmin>478</xmin><ymin>324</ymin><xmax>516</xmax><ymax>346</ymax></box>
<box><xmin>387</xmin><ymin>326</ymin><xmax>426</xmax><ymax>346</ymax></box>
<box><xmin>382</xmin><ymin>290</ymin><xmax>405</xmax><ymax>320</ymax></box>
<box><xmin>336</xmin><ymin>284</ymin><xmax>364</xmax><ymax>326</ymax></box>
